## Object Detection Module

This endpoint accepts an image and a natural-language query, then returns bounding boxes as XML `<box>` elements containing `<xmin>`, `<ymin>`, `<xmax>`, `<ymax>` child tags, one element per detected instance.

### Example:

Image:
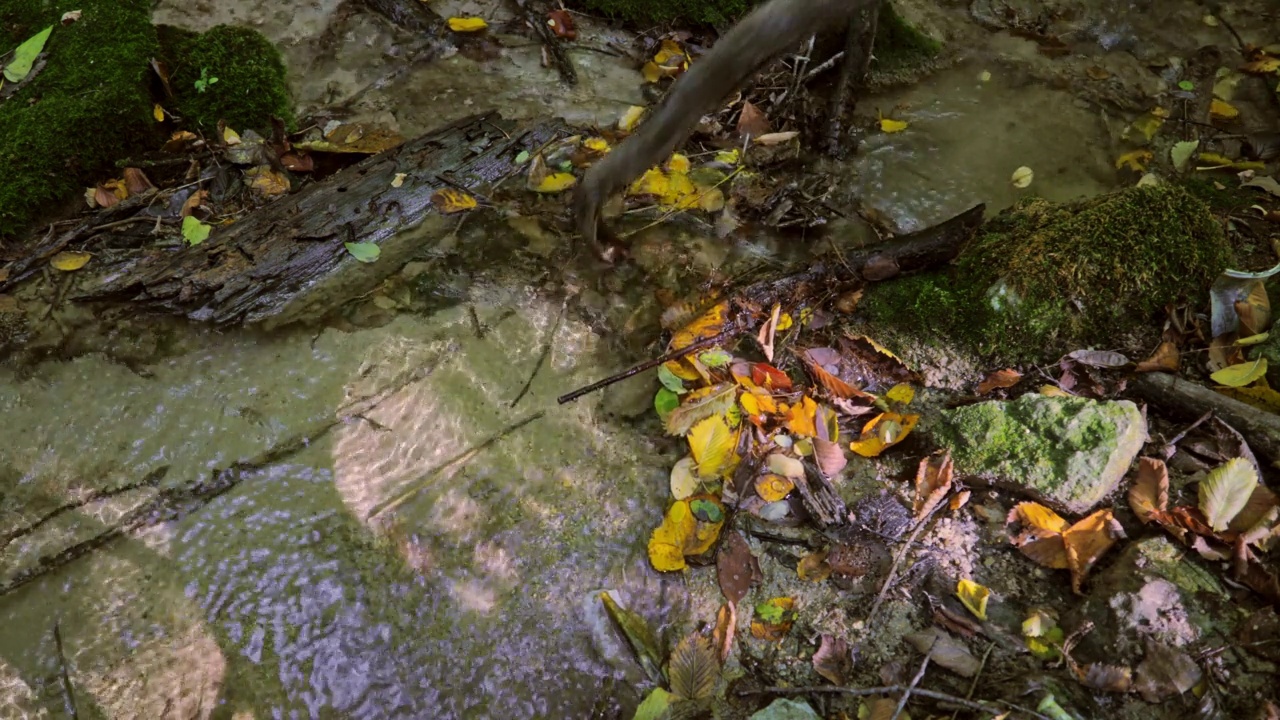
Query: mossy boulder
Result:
<box><xmin>859</xmin><ymin>185</ymin><xmax>1232</xmax><ymax>363</ymax></box>
<box><xmin>930</xmin><ymin>394</ymin><xmax>1147</xmax><ymax>514</ymax></box>
<box><xmin>164</xmin><ymin>24</ymin><xmax>295</xmax><ymax>133</ymax></box>
<box><xmin>0</xmin><ymin>0</ymin><xmax>159</xmax><ymax>240</ymax></box>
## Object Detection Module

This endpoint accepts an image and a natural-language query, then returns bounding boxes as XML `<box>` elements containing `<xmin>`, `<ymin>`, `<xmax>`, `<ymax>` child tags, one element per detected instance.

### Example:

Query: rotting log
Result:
<box><xmin>60</xmin><ymin>111</ymin><xmax>570</xmax><ymax>329</ymax></box>
<box><xmin>1129</xmin><ymin>372</ymin><xmax>1280</xmax><ymax>466</ymax></box>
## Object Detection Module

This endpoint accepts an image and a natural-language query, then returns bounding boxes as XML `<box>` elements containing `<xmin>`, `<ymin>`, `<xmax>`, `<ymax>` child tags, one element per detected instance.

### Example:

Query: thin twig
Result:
<box><xmin>891</xmin><ymin>641</ymin><xmax>933</xmax><ymax>720</ymax></box>
<box><xmin>511</xmin><ymin>298</ymin><xmax>566</xmax><ymax>407</ymax></box>
<box><xmin>865</xmin><ymin>494</ymin><xmax>946</xmax><ymax>626</ymax></box>
<box><xmin>739</xmin><ymin>685</ymin><xmax>1054</xmax><ymax>720</ymax></box>
<box><xmin>53</xmin><ymin>622</ymin><xmax>81</xmax><ymax>720</ymax></box>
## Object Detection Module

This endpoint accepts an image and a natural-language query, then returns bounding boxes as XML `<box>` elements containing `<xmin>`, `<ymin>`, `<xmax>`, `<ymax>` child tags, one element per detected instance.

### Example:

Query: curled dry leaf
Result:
<box><xmin>1135</xmin><ymin>643</ymin><xmax>1202</xmax><ymax>702</ymax></box>
<box><xmin>1066</xmin><ymin>349</ymin><xmax>1130</xmax><ymax>368</ymax></box>
<box><xmin>713</xmin><ymin>602</ymin><xmax>736</xmax><ymax>663</ymax></box>
<box><xmin>737</xmin><ymin>100</ymin><xmax>770</xmax><ymax>138</ymax></box>
<box><xmin>1128</xmin><ymin>457</ymin><xmax>1169</xmax><ymax>524</ymax></box>
<box><xmin>1136</xmin><ymin>341</ymin><xmax>1180</xmax><ymax>373</ymax></box>
<box><xmin>812</xmin><ymin>634</ymin><xmax>851</xmax><ymax>685</ymax></box>
<box><xmin>913</xmin><ymin>450</ymin><xmax>954</xmax><ymax>519</ymax></box>
<box><xmin>905</xmin><ymin>627</ymin><xmax>980</xmax><ymax>677</ymax></box>
<box><xmin>716</xmin><ymin>530</ymin><xmax>760</xmax><ymax>603</ymax></box>
<box><xmin>797</xmin><ymin>549</ymin><xmax>832</xmax><ymax>582</ymax></box>
<box><xmin>1062</xmin><ymin>508</ymin><xmax>1120</xmax><ymax>593</ymax></box>
<box><xmin>977</xmin><ymin>368</ymin><xmax>1022</xmax><ymax>394</ymax></box>
<box><xmin>1006</xmin><ymin>502</ymin><xmax>1070</xmax><ymax>569</ymax></box>
<box><xmin>955</xmin><ymin>578</ymin><xmax>989</xmax><ymax>621</ymax></box>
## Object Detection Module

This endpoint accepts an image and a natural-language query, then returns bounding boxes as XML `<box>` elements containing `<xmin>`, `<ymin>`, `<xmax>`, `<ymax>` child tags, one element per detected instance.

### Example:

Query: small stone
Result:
<box><xmin>749</xmin><ymin>698</ymin><xmax>821</xmax><ymax>720</ymax></box>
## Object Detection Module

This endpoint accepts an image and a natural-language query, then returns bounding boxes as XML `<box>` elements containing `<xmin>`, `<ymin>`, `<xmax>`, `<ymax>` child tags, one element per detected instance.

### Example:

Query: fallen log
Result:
<box><xmin>67</xmin><ymin>111</ymin><xmax>570</xmax><ymax>329</ymax></box>
<box><xmin>1129</xmin><ymin>372</ymin><xmax>1280</xmax><ymax>466</ymax></box>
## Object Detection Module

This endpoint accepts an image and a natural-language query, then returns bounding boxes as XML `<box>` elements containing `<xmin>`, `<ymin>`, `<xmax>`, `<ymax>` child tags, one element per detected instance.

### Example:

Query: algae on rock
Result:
<box><xmin>858</xmin><ymin>185</ymin><xmax>1232</xmax><ymax>364</ymax></box>
<box><xmin>162</xmin><ymin>24</ymin><xmax>295</xmax><ymax>133</ymax></box>
<box><xmin>930</xmin><ymin>394</ymin><xmax>1147</xmax><ymax>515</ymax></box>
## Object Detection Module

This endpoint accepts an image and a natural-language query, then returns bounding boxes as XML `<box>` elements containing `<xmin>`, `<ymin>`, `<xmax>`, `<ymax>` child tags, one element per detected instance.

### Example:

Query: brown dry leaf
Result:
<box><xmin>861</xmin><ymin>697</ymin><xmax>899</xmax><ymax>720</ymax></box>
<box><xmin>1085</xmin><ymin>65</ymin><xmax>1111</xmax><ymax>80</ymax></box>
<box><xmin>1136</xmin><ymin>341</ymin><xmax>1181</xmax><ymax>373</ymax></box>
<box><xmin>716</xmin><ymin>530</ymin><xmax>759</xmax><ymax>603</ymax></box>
<box><xmin>800</xmin><ymin>349</ymin><xmax>875</xmax><ymax>402</ymax></box>
<box><xmin>950</xmin><ymin>490</ymin><xmax>971</xmax><ymax>512</ymax></box>
<box><xmin>756</xmin><ymin>303</ymin><xmax>780</xmax><ymax>362</ymax></box>
<box><xmin>180</xmin><ymin>189</ymin><xmax>208</xmax><ymax>217</ymax></box>
<box><xmin>122</xmin><ymin>167</ymin><xmax>154</xmax><ymax>195</ymax></box>
<box><xmin>812</xmin><ymin>634</ymin><xmax>851</xmax><ymax>685</ymax></box>
<box><xmin>245</xmin><ymin>166</ymin><xmax>291</xmax><ymax>197</ymax></box>
<box><xmin>737</xmin><ymin>100</ymin><xmax>770</xmax><ymax>138</ymax></box>
<box><xmin>1006</xmin><ymin>502</ymin><xmax>1070</xmax><ymax>569</ymax></box>
<box><xmin>813</xmin><ymin>436</ymin><xmax>848</xmax><ymax>477</ymax></box>
<box><xmin>1079</xmin><ymin>663</ymin><xmax>1133</xmax><ymax>693</ymax></box>
<box><xmin>668</xmin><ymin>634</ymin><xmax>719</xmax><ymax>701</ymax></box>
<box><xmin>1129</xmin><ymin>457</ymin><xmax>1169</xmax><ymax>523</ymax></box>
<box><xmin>546</xmin><ymin>9</ymin><xmax>576</xmax><ymax>39</ymax></box>
<box><xmin>913</xmin><ymin>450</ymin><xmax>954</xmax><ymax>519</ymax></box>
<box><xmin>712</xmin><ymin>602</ymin><xmax>736</xmax><ymax>663</ymax></box>
<box><xmin>1063</xmin><ymin>508</ymin><xmax>1120</xmax><ymax>593</ymax></box>
<box><xmin>1134</xmin><ymin>643</ymin><xmax>1202</xmax><ymax>702</ymax></box>
<box><xmin>905</xmin><ymin>628</ymin><xmax>980</xmax><ymax>677</ymax></box>
<box><xmin>977</xmin><ymin>368</ymin><xmax>1022</xmax><ymax>394</ymax></box>
<box><xmin>797</xmin><ymin>549</ymin><xmax>832</xmax><ymax>582</ymax></box>
<box><xmin>1228</xmin><ymin>484</ymin><xmax>1279</xmax><ymax>535</ymax></box>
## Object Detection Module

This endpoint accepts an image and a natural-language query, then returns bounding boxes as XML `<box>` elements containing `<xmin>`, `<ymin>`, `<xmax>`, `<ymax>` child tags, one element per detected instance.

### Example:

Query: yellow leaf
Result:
<box><xmin>1124</xmin><ymin>112</ymin><xmax>1165</xmax><ymax>142</ymax></box>
<box><xmin>50</xmin><ymin>251</ymin><xmax>91</xmax><ymax>271</ymax></box>
<box><xmin>222</xmin><ymin>126</ymin><xmax>241</xmax><ymax>145</ymax></box>
<box><xmin>153</xmin><ymin>103</ymin><xmax>165</xmax><ymax>122</ymax></box>
<box><xmin>849</xmin><ymin>412</ymin><xmax>920</xmax><ymax>457</ymax></box>
<box><xmin>1242</xmin><ymin>56</ymin><xmax>1280</xmax><ymax>74</ymax></box>
<box><xmin>697</xmin><ymin>186</ymin><xmax>725</xmax><ymax>212</ymax></box>
<box><xmin>1013</xmin><ymin>501</ymin><xmax>1069</xmax><ymax>534</ymax></box>
<box><xmin>1039</xmin><ymin>385</ymin><xmax>1072</xmax><ymax>397</ymax></box>
<box><xmin>629</xmin><ymin>167</ymin><xmax>669</xmax><ymax>197</ymax></box>
<box><xmin>740</xmin><ymin>392</ymin><xmax>761</xmax><ymax>418</ymax></box>
<box><xmin>642</xmin><ymin>61</ymin><xmax>663</xmax><ymax>84</ymax></box>
<box><xmin>667</xmin><ymin>301</ymin><xmax>729</xmax><ymax>353</ymax></box>
<box><xmin>885</xmin><ymin>383</ymin><xmax>915</xmax><ymax>406</ymax></box>
<box><xmin>714</xmin><ymin>149</ymin><xmax>740</xmax><ymax>165</ymax></box>
<box><xmin>619</xmin><ymin>106</ymin><xmax>645</xmax><ymax>132</ymax></box>
<box><xmin>245</xmin><ymin>166</ymin><xmax>291</xmax><ymax>197</ymax></box>
<box><xmin>755</xmin><ymin>473</ymin><xmax>794</xmax><ymax>503</ymax></box>
<box><xmin>670</xmin><ymin>457</ymin><xmax>698</xmax><ymax>500</ymax></box>
<box><xmin>1238</xmin><ymin>332</ymin><xmax>1270</xmax><ymax>346</ymax></box>
<box><xmin>662</xmin><ymin>170</ymin><xmax>698</xmax><ymax>209</ymax></box>
<box><xmin>1011</xmin><ymin>166</ymin><xmax>1034</xmax><ymax>188</ymax></box>
<box><xmin>447</xmin><ymin>16</ymin><xmax>488</xmax><ymax>32</ymax></box>
<box><xmin>648</xmin><ymin>501</ymin><xmax>696</xmax><ymax>572</ymax></box>
<box><xmin>688</xmin><ymin>415</ymin><xmax>735</xmax><ymax>478</ymax></box>
<box><xmin>653</xmin><ymin>39</ymin><xmax>686</xmax><ymax>67</ymax></box>
<box><xmin>431</xmin><ymin>187</ymin><xmax>478</xmax><ymax>214</ymax></box>
<box><xmin>584</xmin><ymin>137</ymin><xmax>610</xmax><ymax>153</ymax></box>
<box><xmin>784</xmin><ymin>395</ymin><xmax>818</xmax><ymax>437</ymax></box>
<box><xmin>1209</xmin><ymin>98</ymin><xmax>1239</xmax><ymax>120</ymax></box>
<box><xmin>956</xmin><ymin>579</ymin><xmax>990</xmax><ymax>620</ymax></box>
<box><xmin>1210</xmin><ymin>357</ymin><xmax>1268</xmax><ymax>387</ymax></box>
<box><xmin>1114</xmin><ymin>150</ymin><xmax>1152</xmax><ymax>171</ymax></box>
<box><xmin>880</xmin><ymin>117</ymin><xmax>908</xmax><ymax>133</ymax></box>
<box><xmin>667</xmin><ymin>153</ymin><xmax>691</xmax><ymax>173</ymax></box>
<box><xmin>533</xmin><ymin>172</ymin><xmax>577</xmax><ymax>193</ymax></box>
<box><xmin>1217</xmin><ymin>383</ymin><xmax>1280</xmax><ymax>414</ymax></box>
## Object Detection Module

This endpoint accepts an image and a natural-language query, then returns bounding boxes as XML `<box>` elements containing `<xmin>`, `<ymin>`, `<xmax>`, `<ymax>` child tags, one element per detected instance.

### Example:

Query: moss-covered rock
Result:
<box><xmin>859</xmin><ymin>185</ymin><xmax>1233</xmax><ymax>363</ymax></box>
<box><xmin>165</xmin><ymin>25</ymin><xmax>294</xmax><ymax>133</ymax></box>
<box><xmin>0</xmin><ymin>0</ymin><xmax>159</xmax><ymax>241</ymax></box>
<box><xmin>930</xmin><ymin>394</ymin><xmax>1147</xmax><ymax>514</ymax></box>
<box><xmin>569</xmin><ymin>0</ymin><xmax>751</xmax><ymax>27</ymax></box>
<box><xmin>870</xmin><ymin>1</ymin><xmax>940</xmax><ymax>75</ymax></box>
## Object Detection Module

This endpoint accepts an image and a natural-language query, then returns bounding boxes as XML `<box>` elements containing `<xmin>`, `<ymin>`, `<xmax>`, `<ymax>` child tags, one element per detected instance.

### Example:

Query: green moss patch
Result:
<box><xmin>568</xmin><ymin>0</ymin><xmax>751</xmax><ymax>27</ymax></box>
<box><xmin>0</xmin><ymin>0</ymin><xmax>159</xmax><ymax>240</ymax></box>
<box><xmin>164</xmin><ymin>25</ymin><xmax>295</xmax><ymax>133</ymax></box>
<box><xmin>871</xmin><ymin>2</ymin><xmax>940</xmax><ymax>74</ymax></box>
<box><xmin>859</xmin><ymin>185</ymin><xmax>1232</xmax><ymax>363</ymax></box>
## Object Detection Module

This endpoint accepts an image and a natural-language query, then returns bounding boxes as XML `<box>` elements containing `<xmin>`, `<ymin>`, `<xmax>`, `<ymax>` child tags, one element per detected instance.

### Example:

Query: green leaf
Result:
<box><xmin>1178</xmin><ymin>80</ymin><xmax>1195</xmax><ymax>91</ymax></box>
<box><xmin>345</xmin><ymin>242</ymin><xmax>381</xmax><ymax>263</ymax></box>
<box><xmin>756</xmin><ymin>600</ymin><xmax>785</xmax><ymax>624</ymax></box>
<box><xmin>514</xmin><ymin>150</ymin><xmax>530</xmax><ymax>164</ymax></box>
<box><xmin>4</xmin><ymin>25</ymin><xmax>53</xmax><ymax>83</ymax></box>
<box><xmin>600</xmin><ymin>591</ymin><xmax>666</xmax><ymax>686</ymax></box>
<box><xmin>1199</xmin><ymin>457</ymin><xmax>1259</xmax><ymax>532</ymax></box>
<box><xmin>690</xmin><ymin>498</ymin><xmax>723</xmax><ymax>523</ymax></box>
<box><xmin>657</xmin><ymin>365</ymin><xmax>686</xmax><ymax>393</ymax></box>
<box><xmin>181</xmin><ymin>215</ymin><xmax>211</xmax><ymax>245</ymax></box>
<box><xmin>654</xmin><ymin>388</ymin><xmax>679</xmax><ymax>419</ymax></box>
<box><xmin>698</xmin><ymin>349</ymin><xmax>733</xmax><ymax>368</ymax></box>
<box><xmin>1210</xmin><ymin>357</ymin><xmax>1267</xmax><ymax>387</ymax></box>
<box><xmin>632</xmin><ymin>688</ymin><xmax>672</xmax><ymax>720</ymax></box>
<box><xmin>1171</xmin><ymin>140</ymin><xmax>1199</xmax><ymax>172</ymax></box>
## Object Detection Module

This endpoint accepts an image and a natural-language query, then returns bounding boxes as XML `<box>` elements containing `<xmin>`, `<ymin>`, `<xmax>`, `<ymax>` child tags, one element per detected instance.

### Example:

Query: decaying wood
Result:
<box><xmin>1129</xmin><ymin>372</ymin><xmax>1280</xmax><ymax>465</ymax></box>
<box><xmin>824</xmin><ymin>0</ymin><xmax>882</xmax><ymax>157</ymax></box>
<box><xmin>63</xmin><ymin>111</ymin><xmax>570</xmax><ymax>329</ymax></box>
<box><xmin>794</xmin><ymin>460</ymin><xmax>847</xmax><ymax>527</ymax></box>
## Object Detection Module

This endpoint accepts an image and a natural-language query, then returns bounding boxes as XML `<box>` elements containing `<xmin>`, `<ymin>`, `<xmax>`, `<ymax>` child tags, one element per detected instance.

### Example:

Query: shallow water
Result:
<box><xmin>0</xmin><ymin>1</ymin><xmax>1135</xmax><ymax>718</ymax></box>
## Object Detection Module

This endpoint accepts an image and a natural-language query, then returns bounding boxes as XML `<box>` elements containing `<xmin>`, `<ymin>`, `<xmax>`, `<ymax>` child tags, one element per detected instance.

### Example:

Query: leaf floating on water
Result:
<box><xmin>668</xmin><ymin>634</ymin><xmax>719</xmax><ymax>701</ymax></box>
<box><xmin>1135</xmin><ymin>643</ymin><xmax>1202</xmax><ymax>702</ymax></box>
<box><xmin>431</xmin><ymin>187</ymin><xmax>478</xmax><ymax>214</ymax></box>
<box><xmin>344</xmin><ymin>241</ymin><xmax>380</xmax><ymax>263</ymax></box>
<box><xmin>879</xmin><ymin>115</ymin><xmax>908</xmax><ymax>133</ymax></box>
<box><xmin>1011</xmin><ymin>166</ymin><xmax>1034</xmax><ymax>188</ymax></box>
<box><xmin>1199</xmin><ymin>457</ymin><xmax>1258</xmax><ymax>532</ymax></box>
<box><xmin>599</xmin><ymin>591</ymin><xmax>666</xmax><ymax>686</ymax></box>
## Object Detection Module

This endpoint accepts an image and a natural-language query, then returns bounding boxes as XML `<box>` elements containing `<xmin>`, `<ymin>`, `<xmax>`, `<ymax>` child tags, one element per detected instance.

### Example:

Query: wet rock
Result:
<box><xmin>749</xmin><ymin>698</ymin><xmax>821</xmax><ymax>720</ymax></box>
<box><xmin>1065</xmin><ymin>537</ymin><xmax>1235</xmax><ymax>663</ymax></box>
<box><xmin>930</xmin><ymin>394</ymin><xmax>1146</xmax><ymax>514</ymax></box>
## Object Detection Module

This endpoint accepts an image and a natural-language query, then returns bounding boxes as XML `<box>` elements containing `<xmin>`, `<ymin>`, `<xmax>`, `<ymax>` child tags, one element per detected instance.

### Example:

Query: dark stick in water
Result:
<box><xmin>573</xmin><ymin>0</ymin><xmax>873</xmax><ymax>261</ymax></box>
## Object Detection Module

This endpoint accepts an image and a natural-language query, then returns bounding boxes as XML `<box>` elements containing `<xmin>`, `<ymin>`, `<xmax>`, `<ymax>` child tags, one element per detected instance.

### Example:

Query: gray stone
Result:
<box><xmin>930</xmin><ymin>394</ymin><xmax>1146</xmax><ymax>514</ymax></box>
<box><xmin>749</xmin><ymin>698</ymin><xmax>822</xmax><ymax>720</ymax></box>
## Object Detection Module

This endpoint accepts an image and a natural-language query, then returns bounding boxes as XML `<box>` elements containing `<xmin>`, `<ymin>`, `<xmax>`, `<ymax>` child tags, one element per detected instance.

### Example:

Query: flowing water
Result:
<box><xmin>0</xmin><ymin>0</ymin><xmax>1154</xmax><ymax>716</ymax></box>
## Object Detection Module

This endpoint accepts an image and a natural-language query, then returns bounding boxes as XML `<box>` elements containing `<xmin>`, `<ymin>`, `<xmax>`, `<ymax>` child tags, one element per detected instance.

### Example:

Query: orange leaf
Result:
<box><xmin>1063</xmin><ymin>509</ymin><xmax>1120</xmax><ymax>593</ymax></box>
<box><xmin>784</xmin><ymin>395</ymin><xmax>818</xmax><ymax>437</ymax></box>
<box><xmin>913</xmin><ymin>450</ymin><xmax>954</xmax><ymax>519</ymax></box>
<box><xmin>850</xmin><ymin>412</ymin><xmax>919</xmax><ymax>457</ymax></box>
<box><xmin>1129</xmin><ymin>457</ymin><xmax>1168</xmax><ymax>523</ymax></box>
<box><xmin>1006</xmin><ymin>502</ymin><xmax>1070</xmax><ymax>569</ymax></box>
<box><xmin>1135</xmin><ymin>341</ymin><xmax>1180</xmax><ymax>373</ymax></box>
<box><xmin>977</xmin><ymin>368</ymin><xmax>1022</xmax><ymax>394</ymax></box>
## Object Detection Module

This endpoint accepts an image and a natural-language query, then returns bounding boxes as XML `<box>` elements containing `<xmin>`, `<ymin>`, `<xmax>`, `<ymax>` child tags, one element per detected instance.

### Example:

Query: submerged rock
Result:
<box><xmin>749</xmin><ymin>698</ymin><xmax>821</xmax><ymax>720</ymax></box>
<box><xmin>931</xmin><ymin>394</ymin><xmax>1146</xmax><ymax>514</ymax></box>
